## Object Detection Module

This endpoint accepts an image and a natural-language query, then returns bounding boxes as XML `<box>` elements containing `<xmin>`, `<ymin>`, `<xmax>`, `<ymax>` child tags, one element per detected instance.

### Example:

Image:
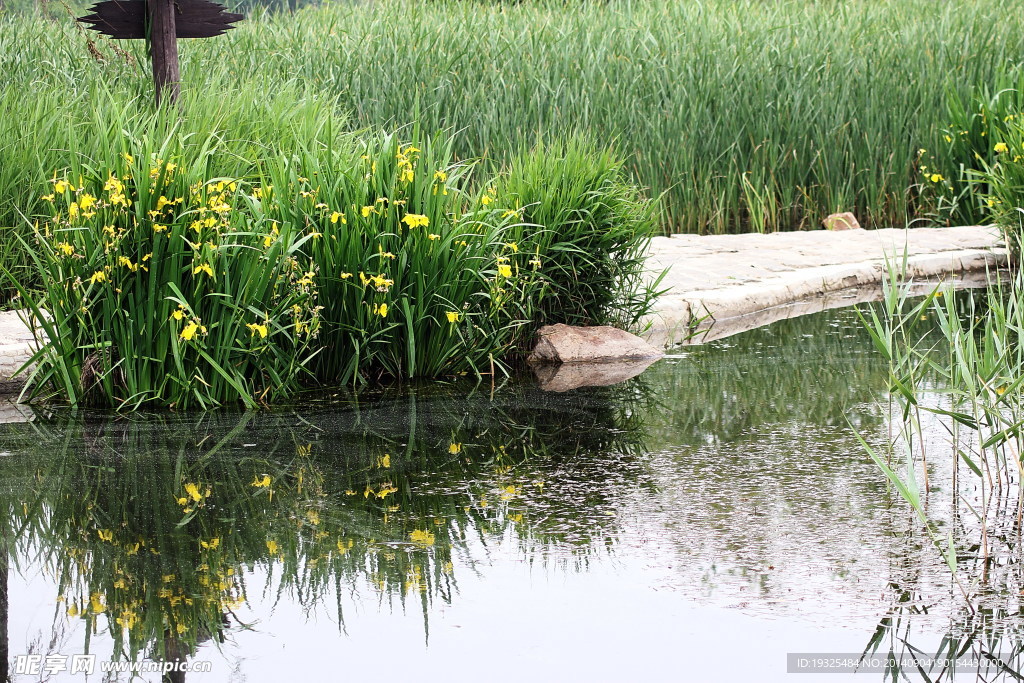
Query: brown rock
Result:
<box><xmin>823</xmin><ymin>212</ymin><xmax>862</xmax><ymax>231</ymax></box>
<box><xmin>527</xmin><ymin>324</ymin><xmax>664</xmax><ymax>364</ymax></box>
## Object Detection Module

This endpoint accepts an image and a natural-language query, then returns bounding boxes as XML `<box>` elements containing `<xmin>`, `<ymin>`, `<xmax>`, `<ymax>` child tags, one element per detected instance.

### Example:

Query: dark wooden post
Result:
<box><xmin>148</xmin><ymin>0</ymin><xmax>181</xmax><ymax>107</ymax></box>
<box><xmin>80</xmin><ymin>0</ymin><xmax>242</xmax><ymax>107</ymax></box>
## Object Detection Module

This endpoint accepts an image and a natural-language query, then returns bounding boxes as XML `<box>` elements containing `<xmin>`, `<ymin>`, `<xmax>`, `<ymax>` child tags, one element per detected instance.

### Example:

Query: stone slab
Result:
<box><xmin>642</xmin><ymin>225</ymin><xmax>1008</xmax><ymax>348</ymax></box>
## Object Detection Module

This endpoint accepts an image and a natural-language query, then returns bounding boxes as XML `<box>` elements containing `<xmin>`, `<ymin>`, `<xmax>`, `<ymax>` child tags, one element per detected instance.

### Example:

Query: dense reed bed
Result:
<box><xmin>2</xmin><ymin>0</ymin><xmax>1024</xmax><ymax>240</ymax></box>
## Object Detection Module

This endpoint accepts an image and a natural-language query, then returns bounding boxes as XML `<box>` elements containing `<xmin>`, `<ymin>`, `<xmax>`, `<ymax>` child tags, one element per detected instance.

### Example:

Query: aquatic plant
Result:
<box><xmin>973</xmin><ymin>119</ymin><xmax>1024</xmax><ymax>258</ymax></box>
<box><xmin>915</xmin><ymin>76</ymin><xmax>1024</xmax><ymax>228</ymax></box>
<box><xmin>0</xmin><ymin>0</ymin><xmax>1021</xmax><ymax>295</ymax></box>
<box><xmin>12</xmin><ymin>133</ymin><xmax>320</xmax><ymax>409</ymax></box>
<box><xmin>6</xmin><ymin>107</ymin><xmax>662</xmax><ymax>405</ymax></box>
<box><xmin>857</xmin><ymin>258</ymin><xmax>1024</xmax><ymax>613</ymax></box>
<box><xmin>260</xmin><ymin>132</ymin><xmax>540</xmax><ymax>384</ymax></box>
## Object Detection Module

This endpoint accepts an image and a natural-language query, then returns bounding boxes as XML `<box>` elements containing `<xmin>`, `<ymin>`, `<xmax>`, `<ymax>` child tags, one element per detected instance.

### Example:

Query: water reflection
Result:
<box><xmin>0</xmin><ymin>381</ymin><xmax>652</xmax><ymax>676</ymax></box>
<box><xmin>647</xmin><ymin>310</ymin><xmax>889</xmax><ymax>446</ymax></box>
<box><xmin>2</xmin><ymin>300</ymin><xmax>1024</xmax><ymax>681</ymax></box>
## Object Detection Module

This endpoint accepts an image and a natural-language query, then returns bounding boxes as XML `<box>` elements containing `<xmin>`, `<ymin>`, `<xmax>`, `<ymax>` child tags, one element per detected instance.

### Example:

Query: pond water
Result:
<box><xmin>2</xmin><ymin>303</ymin><xmax>1022</xmax><ymax>682</ymax></box>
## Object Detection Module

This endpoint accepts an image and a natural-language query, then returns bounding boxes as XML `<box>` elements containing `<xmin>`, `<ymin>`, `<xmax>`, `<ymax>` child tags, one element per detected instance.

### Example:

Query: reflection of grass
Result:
<box><xmin>0</xmin><ymin>377</ymin><xmax>651</xmax><ymax>661</ymax></box>
<box><xmin>862</xmin><ymin>579</ymin><xmax>1024</xmax><ymax>681</ymax></box>
<box><xmin>645</xmin><ymin>308</ymin><xmax>890</xmax><ymax>446</ymax></box>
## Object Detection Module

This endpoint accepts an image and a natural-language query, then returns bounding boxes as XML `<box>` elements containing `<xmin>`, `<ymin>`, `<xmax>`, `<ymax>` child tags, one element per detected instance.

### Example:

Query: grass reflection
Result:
<box><xmin>0</xmin><ymin>379</ymin><xmax>651</xmax><ymax>668</ymax></box>
<box><xmin>646</xmin><ymin>309</ymin><xmax>890</xmax><ymax>447</ymax></box>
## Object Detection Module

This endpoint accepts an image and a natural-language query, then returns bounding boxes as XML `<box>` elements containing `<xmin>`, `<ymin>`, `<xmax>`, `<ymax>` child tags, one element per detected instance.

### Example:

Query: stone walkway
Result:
<box><xmin>0</xmin><ymin>309</ymin><xmax>39</xmax><ymax>391</ymax></box>
<box><xmin>643</xmin><ymin>225</ymin><xmax>1008</xmax><ymax>347</ymax></box>
<box><xmin>0</xmin><ymin>225</ymin><xmax>1009</xmax><ymax>390</ymax></box>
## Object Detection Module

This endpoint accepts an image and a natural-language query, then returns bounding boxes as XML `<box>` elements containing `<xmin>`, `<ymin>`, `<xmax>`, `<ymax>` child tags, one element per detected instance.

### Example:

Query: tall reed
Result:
<box><xmin>2</xmin><ymin>0</ymin><xmax>1022</xmax><ymax>243</ymax></box>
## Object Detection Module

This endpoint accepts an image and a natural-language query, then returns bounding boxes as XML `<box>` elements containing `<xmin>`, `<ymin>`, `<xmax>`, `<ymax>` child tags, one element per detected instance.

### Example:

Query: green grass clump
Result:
<box><xmin>492</xmin><ymin>137</ymin><xmax>662</xmax><ymax>333</ymax></box>
<box><xmin>966</xmin><ymin>101</ymin><xmax>1024</xmax><ymax>256</ymax></box>
<box><xmin>259</xmin><ymin>132</ymin><xmax>538</xmax><ymax>384</ymax></box>
<box><xmin>913</xmin><ymin>74</ymin><xmax>1024</xmax><ymax>227</ymax></box>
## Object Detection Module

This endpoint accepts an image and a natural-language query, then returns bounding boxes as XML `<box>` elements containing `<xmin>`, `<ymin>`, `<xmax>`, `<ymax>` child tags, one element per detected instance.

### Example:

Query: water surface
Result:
<box><xmin>2</xmin><ymin>304</ymin><xmax>1021</xmax><ymax>681</ymax></box>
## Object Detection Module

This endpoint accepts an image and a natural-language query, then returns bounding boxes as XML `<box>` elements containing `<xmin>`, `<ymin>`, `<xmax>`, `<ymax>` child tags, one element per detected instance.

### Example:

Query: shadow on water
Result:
<box><xmin>0</xmin><ymin>379</ymin><xmax>655</xmax><ymax>675</ymax></box>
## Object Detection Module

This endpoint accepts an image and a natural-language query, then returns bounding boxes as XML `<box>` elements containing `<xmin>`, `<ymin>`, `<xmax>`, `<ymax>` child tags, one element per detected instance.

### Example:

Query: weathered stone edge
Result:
<box><xmin>0</xmin><ymin>341</ymin><xmax>32</xmax><ymax>394</ymax></box>
<box><xmin>644</xmin><ymin>247</ymin><xmax>1010</xmax><ymax>349</ymax></box>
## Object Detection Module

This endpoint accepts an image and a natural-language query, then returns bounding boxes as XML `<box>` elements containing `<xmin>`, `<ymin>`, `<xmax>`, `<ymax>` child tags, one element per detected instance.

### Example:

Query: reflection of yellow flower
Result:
<box><xmin>184</xmin><ymin>482</ymin><xmax>202</xmax><ymax>502</ymax></box>
<box><xmin>266</xmin><ymin>539</ymin><xmax>279</xmax><ymax>554</ymax></box>
<box><xmin>116</xmin><ymin>611</ymin><xmax>138</xmax><ymax>630</ymax></box>
<box><xmin>251</xmin><ymin>474</ymin><xmax>271</xmax><ymax>488</ymax></box>
<box><xmin>97</xmin><ymin>529</ymin><xmax>113</xmax><ymax>542</ymax></box>
<box><xmin>410</xmin><ymin>529</ymin><xmax>436</xmax><ymax>546</ymax></box>
<box><xmin>200</xmin><ymin>537</ymin><xmax>220</xmax><ymax>549</ymax></box>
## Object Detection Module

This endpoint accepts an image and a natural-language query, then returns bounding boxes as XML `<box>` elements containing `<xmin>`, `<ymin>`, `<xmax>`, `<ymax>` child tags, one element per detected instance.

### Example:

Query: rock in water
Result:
<box><xmin>823</xmin><ymin>212</ymin><xmax>862</xmax><ymax>231</ymax></box>
<box><xmin>527</xmin><ymin>324</ymin><xmax>664</xmax><ymax>364</ymax></box>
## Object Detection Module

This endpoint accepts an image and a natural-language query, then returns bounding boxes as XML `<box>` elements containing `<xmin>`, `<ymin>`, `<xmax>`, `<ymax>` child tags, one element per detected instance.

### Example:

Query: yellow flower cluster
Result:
<box><xmin>401</xmin><ymin>213</ymin><xmax>429</xmax><ymax>229</ymax></box>
<box><xmin>396</xmin><ymin>145</ymin><xmax>420</xmax><ymax>184</ymax></box>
